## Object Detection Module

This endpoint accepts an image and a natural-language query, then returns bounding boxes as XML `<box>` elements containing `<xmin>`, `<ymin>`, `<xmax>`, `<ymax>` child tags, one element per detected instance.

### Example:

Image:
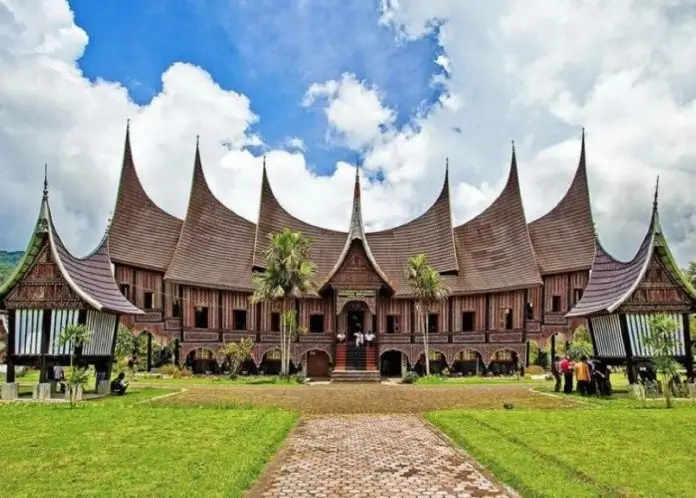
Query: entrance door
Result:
<box><xmin>347</xmin><ymin>310</ymin><xmax>364</xmax><ymax>339</ymax></box>
<box><xmin>306</xmin><ymin>351</ymin><xmax>329</xmax><ymax>377</ymax></box>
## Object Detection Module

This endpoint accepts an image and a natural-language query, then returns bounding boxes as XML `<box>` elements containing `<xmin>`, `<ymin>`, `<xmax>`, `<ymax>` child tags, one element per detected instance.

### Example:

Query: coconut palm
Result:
<box><xmin>251</xmin><ymin>229</ymin><xmax>316</xmax><ymax>377</ymax></box>
<box><xmin>406</xmin><ymin>253</ymin><xmax>450</xmax><ymax>376</ymax></box>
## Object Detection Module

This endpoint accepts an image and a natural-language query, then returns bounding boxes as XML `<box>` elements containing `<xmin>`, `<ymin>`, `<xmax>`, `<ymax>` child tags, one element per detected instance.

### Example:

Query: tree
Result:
<box><xmin>643</xmin><ymin>313</ymin><xmax>682</xmax><ymax>409</ymax></box>
<box><xmin>58</xmin><ymin>323</ymin><xmax>92</xmax><ymax>407</ymax></box>
<box><xmin>114</xmin><ymin>324</ymin><xmax>136</xmax><ymax>361</ymax></box>
<box><xmin>251</xmin><ymin>229</ymin><xmax>317</xmax><ymax>377</ymax></box>
<box><xmin>567</xmin><ymin>325</ymin><xmax>594</xmax><ymax>361</ymax></box>
<box><xmin>405</xmin><ymin>253</ymin><xmax>450</xmax><ymax>376</ymax></box>
<box><xmin>220</xmin><ymin>338</ymin><xmax>255</xmax><ymax>379</ymax></box>
<box><xmin>682</xmin><ymin>260</ymin><xmax>696</xmax><ymax>289</ymax></box>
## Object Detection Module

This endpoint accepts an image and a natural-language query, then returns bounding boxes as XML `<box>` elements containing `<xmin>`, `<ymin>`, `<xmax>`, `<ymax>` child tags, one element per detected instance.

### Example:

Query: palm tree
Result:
<box><xmin>406</xmin><ymin>253</ymin><xmax>450</xmax><ymax>376</ymax></box>
<box><xmin>251</xmin><ymin>229</ymin><xmax>317</xmax><ymax>377</ymax></box>
<box><xmin>58</xmin><ymin>323</ymin><xmax>92</xmax><ymax>406</ymax></box>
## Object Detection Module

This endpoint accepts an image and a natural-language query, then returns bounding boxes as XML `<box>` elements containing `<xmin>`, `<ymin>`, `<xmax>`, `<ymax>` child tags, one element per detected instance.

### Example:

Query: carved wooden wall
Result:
<box><xmin>299</xmin><ymin>296</ymin><xmax>335</xmax><ymax>333</ymax></box>
<box><xmin>327</xmin><ymin>241</ymin><xmax>385</xmax><ymax>290</ymax></box>
<box><xmin>621</xmin><ymin>254</ymin><xmax>692</xmax><ymax>313</ymax></box>
<box><xmin>450</xmin><ymin>295</ymin><xmax>487</xmax><ymax>331</ymax></box>
<box><xmin>376</xmin><ymin>297</ymin><xmax>412</xmax><ymax>333</ymax></box>
<box><xmin>488</xmin><ymin>290</ymin><xmax>525</xmax><ymax>330</ymax></box>
<box><xmin>3</xmin><ymin>245</ymin><xmax>83</xmax><ymax>309</ymax></box>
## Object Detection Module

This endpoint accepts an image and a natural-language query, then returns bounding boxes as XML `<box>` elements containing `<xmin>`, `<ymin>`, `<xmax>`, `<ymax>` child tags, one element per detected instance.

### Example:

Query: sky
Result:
<box><xmin>1</xmin><ymin>0</ymin><xmax>695</xmax><ymax>267</ymax></box>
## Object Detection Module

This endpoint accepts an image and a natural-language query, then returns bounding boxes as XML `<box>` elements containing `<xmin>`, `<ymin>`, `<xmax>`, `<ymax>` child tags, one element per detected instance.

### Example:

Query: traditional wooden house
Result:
<box><xmin>566</xmin><ymin>181</ymin><xmax>696</xmax><ymax>382</ymax></box>
<box><xmin>102</xmin><ymin>124</ymin><xmax>604</xmax><ymax>380</ymax></box>
<box><xmin>0</xmin><ymin>173</ymin><xmax>143</xmax><ymax>399</ymax></box>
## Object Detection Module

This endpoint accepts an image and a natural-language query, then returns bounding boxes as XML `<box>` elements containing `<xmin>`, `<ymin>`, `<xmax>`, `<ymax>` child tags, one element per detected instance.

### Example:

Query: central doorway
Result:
<box><xmin>347</xmin><ymin>310</ymin><xmax>364</xmax><ymax>339</ymax></box>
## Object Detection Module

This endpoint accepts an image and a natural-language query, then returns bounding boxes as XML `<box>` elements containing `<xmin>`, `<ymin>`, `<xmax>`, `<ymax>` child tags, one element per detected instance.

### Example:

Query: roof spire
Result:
<box><xmin>354</xmin><ymin>158</ymin><xmax>361</xmax><ymax>199</ymax></box>
<box><xmin>43</xmin><ymin>163</ymin><xmax>48</xmax><ymax>198</ymax></box>
<box><xmin>653</xmin><ymin>175</ymin><xmax>660</xmax><ymax>211</ymax></box>
<box><xmin>196</xmin><ymin>134</ymin><xmax>200</xmax><ymax>148</ymax></box>
<box><xmin>510</xmin><ymin>140</ymin><xmax>518</xmax><ymax>171</ymax></box>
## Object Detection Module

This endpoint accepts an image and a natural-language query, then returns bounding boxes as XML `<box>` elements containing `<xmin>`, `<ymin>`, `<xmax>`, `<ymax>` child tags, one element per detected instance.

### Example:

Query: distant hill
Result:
<box><xmin>0</xmin><ymin>250</ymin><xmax>23</xmax><ymax>285</ymax></box>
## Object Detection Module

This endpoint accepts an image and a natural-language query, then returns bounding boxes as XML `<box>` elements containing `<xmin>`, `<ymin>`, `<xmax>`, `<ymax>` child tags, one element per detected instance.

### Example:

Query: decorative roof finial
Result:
<box><xmin>196</xmin><ymin>134</ymin><xmax>200</xmax><ymax>148</ymax></box>
<box><xmin>105</xmin><ymin>212</ymin><xmax>113</xmax><ymax>234</ymax></box>
<box><xmin>653</xmin><ymin>175</ymin><xmax>660</xmax><ymax>210</ymax></box>
<box><xmin>43</xmin><ymin>163</ymin><xmax>48</xmax><ymax>198</ymax></box>
<box><xmin>445</xmin><ymin>157</ymin><xmax>449</xmax><ymax>172</ymax></box>
<box><xmin>126</xmin><ymin>118</ymin><xmax>130</xmax><ymax>130</ymax></box>
<box><xmin>262</xmin><ymin>154</ymin><xmax>266</xmax><ymax>169</ymax></box>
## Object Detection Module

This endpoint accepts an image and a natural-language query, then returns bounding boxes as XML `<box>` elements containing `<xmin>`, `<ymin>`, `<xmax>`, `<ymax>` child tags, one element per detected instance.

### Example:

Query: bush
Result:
<box><xmin>525</xmin><ymin>365</ymin><xmax>545</xmax><ymax>375</ymax></box>
<box><xmin>402</xmin><ymin>371</ymin><xmax>419</xmax><ymax>384</ymax></box>
<box><xmin>295</xmin><ymin>372</ymin><xmax>306</xmax><ymax>384</ymax></box>
<box><xmin>417</xmin><ymin>374</ymin><xmax>446</xmax><ymax>384</ymax></box>
<box><xmin>160</xmin><ymin>364</ymin><xmax>179</xmax><ymax>377</ymax></box>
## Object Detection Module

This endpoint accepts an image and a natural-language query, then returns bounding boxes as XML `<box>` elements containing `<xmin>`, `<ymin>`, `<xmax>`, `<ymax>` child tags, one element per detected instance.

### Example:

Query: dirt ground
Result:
<box><xmin>154</xmin><ymin>383</ymin><xmax>576</xmax><ymax>414</ymax></box>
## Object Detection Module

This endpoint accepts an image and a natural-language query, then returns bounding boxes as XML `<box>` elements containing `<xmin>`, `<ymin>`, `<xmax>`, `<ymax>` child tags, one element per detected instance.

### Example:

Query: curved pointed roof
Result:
<box><xmin>369</xmin><ymin>162</ymin><xmax>459</xmax><ymax>292</ymax></box>
<box><xmin>253</xmin><ymin>160</ymin><xmax>346</xmax><ymax>281</ymax></box>
<box><xmin>529</xmin><ymin>130</ymin><xmax>595</xmax><ymax>275</ymax></box>
<box><xmin>567</xmin><ymin>180</ymin><xmax>696</xmax><ymax>317</ymax></box>
<box><xmin>108</xmin><ymin>124</ymin><xmax>183</xmax><ymax>272</ymax></box>
<box><xmin>0</xmin><ymin>173</ymin><xmax>142</xmax><ymax>315</ymax></box>
<box><xmin>447</xmin><ymin>144</ymin><xmax>542</xmax><ymax>293</ymax></box>
<box><xmin>321</xmin><ymin>166</ymin><xmax>393</xmax><ymax>289</ymax></box>
<box><xmin>164</xmin><ymin>141</ymin><xmax>257</xmax><ymax>290</ymax></box>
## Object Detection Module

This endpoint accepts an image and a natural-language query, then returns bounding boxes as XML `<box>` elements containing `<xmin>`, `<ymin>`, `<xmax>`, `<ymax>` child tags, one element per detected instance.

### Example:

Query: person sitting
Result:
<box><xmin>355</xmin><ymin>331</ymin><xmax>364</xmax><ymax>347</ymax></box>
<box><xmin>336</xmin><ymin>331</ymin><xmax>346</xmax><ymax>343</ymax></box>
<box><xmin>110</xmin><ymin>372</ymin><xmax>129</xmax><ymax>396</ymax></box>
<box><xmin>365</xmin><ymin>330</ymin><xmax>375</xmax><ymax>347</ymax></box>
<box><xmin>53</xmin><ymin>365</ymin><xmax>66</xmax><ymax>393</ymax></box>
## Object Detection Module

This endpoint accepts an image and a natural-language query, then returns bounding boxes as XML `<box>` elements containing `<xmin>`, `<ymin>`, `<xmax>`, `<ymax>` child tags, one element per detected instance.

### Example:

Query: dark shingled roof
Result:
<box><xmin>164</xmin><ymin>144</ymin><xmax>256</xmax><ymax>290</ymax></box>
<box><xmin>529</xmin><ymin>131</ymin><xmax>595</xmax><ymax>275</ymax></box>
<box><xmin>567</xmin><ymin>184</ymin><xmax>696</xmax><ymax>317</ymax></box>
<box><xmin>369</xmin><ymin>165</ymin><xmax>459</xmax><ymax>293</ymax></box>
<box><xmin>253</xmin><ymin>161</ymin><xmax>346</xmax><ymax>282</ymax></box>
<box><xmin>445</xmin><ymin>145</ymin><xmax>542</xmax><ymax>294</ymax></box>
<box><xmin>0</xmin><ymin>179</ymin><xmax>143</xmax><ymax>315</ymax></box>
<box><xmin>109</xmin><ymin>125</ymin><xmax>183</xmax><ymax>272</ymax></box>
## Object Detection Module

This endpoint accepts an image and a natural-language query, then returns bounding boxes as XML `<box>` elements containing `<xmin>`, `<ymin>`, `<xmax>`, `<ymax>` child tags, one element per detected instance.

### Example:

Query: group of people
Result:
<box><xmin>336</xmin><ymin>328</ymin><xmax>375</xmax><ymax>347</ymax></box>
<box><xmin>552</xmin><ymin>355</ymin><xmax>612</xmax><ymax>396</ymax></box>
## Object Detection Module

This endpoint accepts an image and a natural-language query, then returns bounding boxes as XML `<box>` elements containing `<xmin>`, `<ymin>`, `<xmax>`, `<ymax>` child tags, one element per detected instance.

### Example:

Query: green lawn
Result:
<box><xmin>427</xmin><ymin>406</ymin><xmax>696</xmax><ymax>497</ymax></box>
<box><xmin>0</xmin><ymin>389</ymin><xmax>298</xmax><ymax>497</ymax></box>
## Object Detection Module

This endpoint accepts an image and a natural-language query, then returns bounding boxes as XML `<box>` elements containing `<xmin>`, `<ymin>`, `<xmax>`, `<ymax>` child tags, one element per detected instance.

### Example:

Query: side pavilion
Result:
<box><xmin>0</xmin><ymin>171</ymin><xmax>143</xmax><ymax>400</ymax></box>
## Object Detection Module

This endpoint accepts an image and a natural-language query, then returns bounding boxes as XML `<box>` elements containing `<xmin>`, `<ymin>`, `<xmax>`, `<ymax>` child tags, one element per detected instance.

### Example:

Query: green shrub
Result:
<box><xmin>417</xmin><ymin>374</ymin><xmax>446</xmax><ymax>384</ymax></box>
<box><xmin>402</xmin><ymin>371</ymin><xmax>419</xmax><ymax>384</ymax></box>
<box><xmin>295</xmin><ymin>373</ymin><xmax>306</xmax><ymax>384</ymax></box>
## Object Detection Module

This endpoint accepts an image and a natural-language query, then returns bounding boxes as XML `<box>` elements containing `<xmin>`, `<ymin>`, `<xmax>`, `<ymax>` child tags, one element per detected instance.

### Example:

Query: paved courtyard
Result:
<box><xmin>248</xmin><ymin>415</ymin><xmax>512</xmax><ymax>498</ymax></box>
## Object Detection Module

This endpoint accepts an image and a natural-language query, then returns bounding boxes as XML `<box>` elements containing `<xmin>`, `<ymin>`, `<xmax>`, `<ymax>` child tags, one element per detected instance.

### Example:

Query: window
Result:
<box><xmin>143</xmin><ymin>292</ymin><xmax>154</xmax><ymax>310</ymax></box>
<box><xmin>427</xmin><ymin>313</ymin><xmax>438</xmax><ymax>333</ymax></box>
<box><xmin>573</xmin><ymin>288</ymin><xmax>583</xmax><ymax>304</ymax></box>
<box><xmin>493</xmin><ymin>350</ymin><xmax>512</xmax><ymax>361</ymax></box>
<box><xmin>386</xmin><ymin>315</ymin><xmax>399</xmax><ymax>334</ymax></box>
<box><xmin>266</xmin><ymin>349</ymin><xmax>281</xmax><ymax>361</ymax></box>
<box><xmin>428</xmin><ymin>350</ymin><xmax>441</xmax><ymax>361</ymax></box>
<box><xmin>372</xmin><ymin>314</ymin><xmax>377</xmax><ymax>333</ymax></box>
<box><xmin>500</xmin><ymin>308</ymin><xmax>513</xmax><ymax>330</ymax></box>
<box><xmin>233</xmin><ymin>310</ymin><xmax>247</xmax><ymax>331</ymax></box>
<box><xmin>119</xmin><ymin>284</ymin><xmax>130</xmax><ymax>301</ymax></box>
<box><xmin>270</xmin><ymin>312</ymin><xmax>280</xmax><ymax>332</ymax></box>
<box><xmin>194</xmin><ymin>307</ymin><xmax>209</xmax><ymax>329</ymax></box>
<box><xmin>309</xmin><ymin>314</ymin><xmax>324</xmax><ymax>333</ymax></box>
<box><xmin>172</xmin><ymin>300</ymin><xmax>182</xmax><ymax>318</ymax></box>
<box><xmin>461</xmin><ymin>311</ymin><xmax>475</xmax><ymax>332</ymax></box>
<box><xmin>551</xmin><ymin>295</ymin><xmax>562</xmax><ymax>312</ymax></box>
<box><xmin>456</xmin><ymin>350</ymin><xmax>477</xmax><ymax>361</ymax></box>
<box><xmin>525</xmin><ymin>302</ymin><xmax>534</xmax><ymax>320</ymax></box>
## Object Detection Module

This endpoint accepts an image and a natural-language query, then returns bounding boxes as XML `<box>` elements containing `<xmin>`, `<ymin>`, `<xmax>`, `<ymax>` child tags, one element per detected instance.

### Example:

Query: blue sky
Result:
<box><xmin>71</xmin><ymin>0</ymin><xmax>443</xmax><ymax>174</ymax></box>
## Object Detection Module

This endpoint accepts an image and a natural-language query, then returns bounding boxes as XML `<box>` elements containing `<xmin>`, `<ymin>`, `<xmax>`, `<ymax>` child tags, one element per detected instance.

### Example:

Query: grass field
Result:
<box><xmin>427</xmin><ymin>405</ymin><xmax>696</xmax><ymax>497</ymax></box>
<box><xmin>0</xmin><ymin>389</ymin><xmax>298</xmax><ymax>497</ymax></box>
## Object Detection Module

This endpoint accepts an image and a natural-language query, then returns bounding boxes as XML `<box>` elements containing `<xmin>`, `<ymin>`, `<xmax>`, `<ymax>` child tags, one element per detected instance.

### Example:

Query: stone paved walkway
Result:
<box><xmin>248</xmin><ymin>415</ymin><xmax>512</xmax><ymax>498</ymax></box>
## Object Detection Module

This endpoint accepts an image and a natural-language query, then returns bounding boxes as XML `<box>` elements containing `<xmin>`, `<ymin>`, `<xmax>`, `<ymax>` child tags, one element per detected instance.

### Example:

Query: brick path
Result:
<box><xmin>249</xmin><ymin>415</ymin><xmax>512</xmax><ymax>498</ymax></box>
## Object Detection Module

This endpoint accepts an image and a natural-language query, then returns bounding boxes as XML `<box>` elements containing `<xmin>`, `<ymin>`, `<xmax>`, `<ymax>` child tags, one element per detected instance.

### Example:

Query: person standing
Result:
<box><xmin>574</xmin><ymin>356</ymin><xmax>591</xmax><ymax>395</ymax></box>
<box><xmin>560</xmin><ymin>355</ymin><xmax>574</xmax><ymax>394</ymax></box>
<box><xmin>551</xmin><ymin>355</ymin><xmax>562</xmax><ymax>392</ymax></box>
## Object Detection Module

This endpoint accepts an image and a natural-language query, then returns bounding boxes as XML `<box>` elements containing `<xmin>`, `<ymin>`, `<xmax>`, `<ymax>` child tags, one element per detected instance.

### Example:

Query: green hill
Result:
<box><xmin>0</xmin><ymin>250</ymin><xmax>23</xmax><ymax>284</ymax></box>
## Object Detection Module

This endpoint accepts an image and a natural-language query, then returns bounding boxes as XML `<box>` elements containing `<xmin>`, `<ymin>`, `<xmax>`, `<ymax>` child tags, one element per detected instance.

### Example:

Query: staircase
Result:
<box><xmin>331</xmin><ymin>343</ymin><xmax>380</xmax><ymax>382</ymax></box>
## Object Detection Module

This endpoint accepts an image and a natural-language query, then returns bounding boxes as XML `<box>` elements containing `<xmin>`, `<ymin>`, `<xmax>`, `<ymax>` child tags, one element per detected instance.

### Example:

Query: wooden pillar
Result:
<box><xmin>174</xmin><ymin>339</ymin><xmax>180</xmax><ymax>366</ymax></box>
<box><xmin>5</xmin><ymin>310</ymin><xmax>16</xmax><ymax>383</ymax></box>
<box><xmin>683</xmin><ymin>313</ymin><xmax>694</xmax><ymax>379</ymax></box>
<box><xmin>39</xmin><ymin>309</ymin><xmax>52</xmax><ymax>383</ymax></box>
<box><xmin>105</xmin><ymin>316</ymin><xmax>120</xmax><ymax>383</ymax></box>
<box><xmin>525</xmin><ymin>341</ymin><xmax>531</xmax><ymax>367</ymax></box>
<box><xmin>550</xmin><ymin>334</ymin><xmax>556</xmax><ymax>364</ymax></box>
<box><xmin>146</xmin><ymin>333</ymin><xmax>153</xmax><ymax>372</ymax></box>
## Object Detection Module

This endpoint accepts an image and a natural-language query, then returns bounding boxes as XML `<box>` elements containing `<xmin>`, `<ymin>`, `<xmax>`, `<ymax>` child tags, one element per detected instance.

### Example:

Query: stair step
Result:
<box><xmin>331</xmin><ymin>370</ymin><xmax>381</xmax><ymax>383</ymax></box>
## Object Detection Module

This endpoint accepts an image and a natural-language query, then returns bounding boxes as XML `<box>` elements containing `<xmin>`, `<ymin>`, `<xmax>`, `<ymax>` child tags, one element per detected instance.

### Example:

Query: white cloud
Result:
<box><xmin>303</xmin><ymin>72</ymin><xmax>396</xmax><ymax>150</ymax></box>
